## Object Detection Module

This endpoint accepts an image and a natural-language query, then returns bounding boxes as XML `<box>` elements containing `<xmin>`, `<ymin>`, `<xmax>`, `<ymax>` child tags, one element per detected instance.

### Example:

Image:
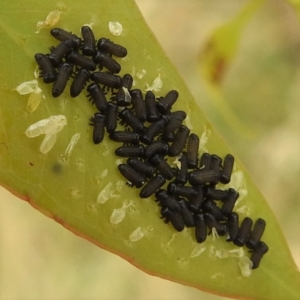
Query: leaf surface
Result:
<box><xmin>0</xmin><ymin>1</ymin><xmax>300</xmax><ymax>299</ymax></box>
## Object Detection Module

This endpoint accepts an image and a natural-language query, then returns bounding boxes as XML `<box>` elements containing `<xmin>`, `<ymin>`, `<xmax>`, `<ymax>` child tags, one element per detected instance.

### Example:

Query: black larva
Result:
<box><xmin>50</xmin><ymin>28</ymin><xmax>81</xmax><ymax>49</ymax></box>
<box><xmin>94</xmin><ymin>51</ymin><xmax>121</xmax><ymax>74</ymax></box>
<box><xmin>89</xmin><ymin>112</ymin><xmax>106</xmax><ymax>144</ymax></box>
<box><xmin>52</xmin><ymin>63</ymin><xmax>73</xmax><ymax>98</ymax></box>
<box><xmin>97</xmin><ymin>37</ymin><xmax>127</xmax><ymax>58</ymax></box>
<box><xmin>87</xmin><ymin>83</ymin><xmax>107</xmax><ymax>113</ymax></box>
<box><xmin>81</xmin><ymin>26</ymin><xmax>96</xmax><ymax>56</ymax></box>
<box><xmin>118</xmin><ymin>164</ymin><xmax>145</xmax><ymax>188</ymax></box>
<box><xmin>115</xmin><ymin>145</ymin><xmax>145</xmax><ymax>158</ymax></box>
<box><xmin>91</xmin><ymin>72</ymin><xmax>122</xmax><ymax>89</ymax></box>
<box><xmin>49</xmin><ymin>39</ymin><xmax>74</xmax><ymax>66</ymax></box>
<box><xmin>70</xmin><ymin>68</ymin><xmax>90</xmax><ymax>98</ymax></box>
<box><xmin>34</xmin><ymin>26</ymin><xmax>268</xmax><ymax>270</ymax></box>
<box><xmin>34</xmin><ymin>53</ymin><xmax>56</xmax><ymax>83</ymax></box>
<box><xmin>109</xmin><ymin>131</ymin><xmax>140</xmax><ymax>144</ymax></box>
<box><xmin>106</xmin><ymin>102</ymin><xmax>118</xmax><ymax>134</ymax></box>
<box><xmin>140</xmin><ymin>174</ymin><xmax>166</xmax><ymax>198</ymax></box>
<box><xmin>127</xmin><ymin>158</ymin><xmax>154</xmax><ymax>178</ymax></box>
<box><xmin>67</xmin><ymin>51</ymin><xmax>96</xmax><ymax>71</ymax></box>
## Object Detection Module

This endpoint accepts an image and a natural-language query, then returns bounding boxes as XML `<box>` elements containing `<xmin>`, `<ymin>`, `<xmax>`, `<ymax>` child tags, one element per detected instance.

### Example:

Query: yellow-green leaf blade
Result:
<box><xmin>0</xmin><ymin>1</ymin><xmax>300</xmax><ymax>300</ymax></box>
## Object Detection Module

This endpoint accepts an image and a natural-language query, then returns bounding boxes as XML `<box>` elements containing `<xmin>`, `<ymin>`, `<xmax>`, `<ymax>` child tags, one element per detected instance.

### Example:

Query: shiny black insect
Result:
<box><xmin>94</xmin><ymin>51</ymin><xmax>121</xmax><ymax>74</ymax></box>
<box><xmin>204</xmin><ymin>213</ymin><xmax>227</xmax><ymax>236</ymax></box>
<box><xmin>234</xmin><ymin>217</ymin><xmax>253</xmax><ymax>247</ymax></box>
<box><xmin>203</xmin><ymin>200</ymin><xmax>226</xmax><ymax>221</ymax></box>
<box><xmin>210</xmin><ymin>154</ymin><xmax>222</xmax><ymax>172</ymax></box>
<box><xmin>67</xmin><ymin>51</ymin><xmax>96</xmax><ymax>71</ymax></box>
<box><xmin>109</xmin><ymin>131</ymin><xmax>140</xmax><ymax>144</ymax></box>
<box><xmin>34</xmin><ymin>53</ymin><xmax>56</xmax><ymax>83</ymax></box>
<box><xmin>221</xmin><ymin>188</ymin><xmax>239</xmax><ymax>216</ymax></box>
<box><xmin>115</xmin><ymin>145</ymin><xmax>145</xmax><ymax>158</ymax></box>
<box><xmin>119</xmin><ymin>108</ymin><xmax>145</xmax><ymax>134</ymax></box>
<box><xmin>189</xmin><ymin>169</ymin><xmax>220</xmax><ymax>186</ymax></box>
<box><xmin>49</xmin><ymin>39</ymin><xmax>74</xmax><ymax>66</ymax></box>
<box><xmin>178</xmin><ymin>199</ymin><xmax>195</xmax><ymax>227</ymax></box>
<box><xmin>167</xmin><ymin>182</ymin><xmax>198</xmax><ymax>201</ymax></box>
<box><xmin>250</xmin><ymin>241</ymin><xmax>268</xmax><ymax>269</ymax></box>
<box><xmin>227</xmin><ymin>212</ymin><xmax>239</xmax><ymax>242</ymax></box>
<box><xmin>169</xmin><ymin>125</ymin><xmax>190</xmax><ymax>157</ymax></box>
<box><xmin>140</xmin><ymin>118</ymin><xmax>166</xmax><ymax>144</ymax></box>
<box><xmin>195</xmin><ymin>213</ymin><xmax>207</xmax><ymax>243</ymax></box>
<box><xmin>150</xmin><ymin>154</ymin><xmax>174</xmax><ymax>180</ymax></box>
<box><xmin>162</xmin><ymin>111</ymin><xmax>186</xmax><ymax>142</ymax></box>
<box><xmin>199</xmin><ymin>153</ymin><xmax>211</xmax><ymax>170</ymax></box>
<box><xmin>204</xmin><ymin>186</ymin><xmax>228</xmax><ymax>201</ymax></box>
<box><xmin>106</xmin><ymin>102</ymin><xmax>118</xmax><ymax>133</ymax></box>
<box><xmin>89</xmin><ymin>113</ymin><xmax>106</xmax><ymax>144</ymax></box>
<box><xmin>187</xmin><ymin>133</ymin><xmax>199</xmax><ymax>169</ymax></box>
<box><xmin>155</xmin><ymin>189</ymin><xmax>181</xmax><ymax>213</ymax></box>
<box><xmin>144</xmin><ymin>141</ymin><xmax>169</xmax><ymax>160</ymax></box>
<box><xmin>91</xmin><ymin>72</ymin><xmax>122</xmax><ymax>89</ymax></box>
<box><xmin>81</xmin><ymin>26</ymin><xmax>96</xmax><ymax>56</ymax></box>
<box><xmin>121</xmin><ymin>74</ymin><xmax>133</xmax><ymax>90</ymax></box>
<box><xmin>127</xmin><ymin>158</ymin><xmax>154</xmax><ymax>178</ymax></box>
<box><xmin>50</xmin><ymin>28</ymin><xmax>82</xmax><ymax>49</ymax></box>
<box><xmin>189</xmin><ymin>186</ymin><xmax>204</xmax><ymax>213</ymax></box>
<box><xmin>87</xmin><ymin>83</ymin><xmax>107</xmax><ymax>113</ymax></box>
<box><xmin>160</xmin><ymin>207</ymin><xmax>185</xmax><ymax>232</ymax></box>
<box><xmin>157</xmin><ymin>90</ymin><xmax>179</xmax><ymax>114</ymax></box>
<box><xmin>175</xmin><ymin>152</ymin><xmax>188</xmax><ymax>185</ymax></box>
<box><xmin>145</xmin><ymin>91</ymin><xmax>160</xmax><ymax>122</ymax></box>
<box><xmin>97</xmin><ymin>37</ymin><xmax>127</xmax><ymax>58</ymax></box>
<box><xmin>140</xmin><ymin>174</ymin><xmax>166</xmax><ymax>198</ymax></box>
<box><xmin>246</xmin><ymin>218</ymin><xmax>266</xmax><ymax>250</ymax></box>
<box><xmin>130</xmin><ymin>89</ymin><xmax>147</xmax><ymax>122</ymax></box>
<box><xmin>113</xmin><ymin>88</ymin><xmax>131</xmax><ymax>107</ymax></box>
<box><xmin>220</xmin><ymin>154</ymin><xmax>234</xmax><ymax>184</ymax></box>
<box><xmin>52</xmin><ymin>63</ymin><xmax>73</xmax><ymax>97</ymax></box>
<box><xmin>70</xmin><ymin>68</ymin><xmax>90</xmax><ymax>98</ymax></box>
<box><xmin>118</xmin><ymin>164</ymin><xmax>145</xmax><ymax>188</ymax></box>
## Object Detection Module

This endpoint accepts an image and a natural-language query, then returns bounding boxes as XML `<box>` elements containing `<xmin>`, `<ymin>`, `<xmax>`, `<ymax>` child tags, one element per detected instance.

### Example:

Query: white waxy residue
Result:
<box><xmin>129</xmin><ymin>227</ymin><xmax>144</xmax><ymax>242</ymax></box>
<box><xmin>146</xmin><ymin>74</ymin><xmax>163</xmax><ymax>92</ymax></box>
<box><xmin>25</xmin><ymin>115</ymin><xmax>67</xmax><ymax>154</ymax></box>
<box><xmin>238</xmin><ymin>256</ymin><xmax>253</xmax><ymax>277</ymax></box>
<box><xmin>64</xmin><ymin>133</ymin><xmax>80</xmax><ymax>158</ymax></box>
<box><xmin>122</xmin><ymin>87</ymin><xmax>132</xmax><ymax>104</ymax></box>
<box><xmin>16</xmin><ymin>79</ymin><xmax>43</xmax><ymax>112</ymax></box>
<box><xmin>236</xmin><ymin>205</ymin><xmax>250</xmax><ymax>216</ymax></box>
<box><xmin>185</xmin><ymin>114</ymin><xmax>193</xmax><ymax>130</ymax></box>
<box><xmin>36</xmin><ymin>9</ymin><xmax>62</xmax><ymax>33</ymax></box>
<box><xmin>211</xmin><ymin>228</ymin><xmax>219</xmax><ymax>241</ymax></box>
<box><xmin>97</xmin><ymin>182</ymin><xmax>113</xmax><ymax>204</ymax></box>
<box><xmin>136</xmin><ymin>69</ymin><xmax>146</xmax><ymax>79</ymax></box>
<box><xmin>199</xmin><ymin>127</ymin><xmax>211</xmax><ymax>152</ymax></box>
<box><xmin>110</xmin><ymin>202</ymin><xmax>133</xmax><ymax>224</ymax></box>
<box><xmin>190</xmin><ymin>245</ymin><xmax>206</xmax><ymax>258</ymax></box>
<box><xmin>100</xmin><ymin>169</ymin><xmax>108</xmax><ymax>179</ymax></box>
<box><xmin>109</xmin><ymin>21</ymin><xmax>123</xmax><ymax>36</ymax></box>
<box><xmin>215</xmin><ymin>247</ymin><xmax>244</xmax><ymax>259</ymax></box>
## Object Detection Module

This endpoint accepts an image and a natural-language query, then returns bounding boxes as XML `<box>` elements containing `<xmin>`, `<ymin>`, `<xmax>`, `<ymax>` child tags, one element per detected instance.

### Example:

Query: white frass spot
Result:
<box><xmin>34</xmin><ymin>67</ymin><xmax>40</xmax><ymax>79</ymax></box>
<box><xmin>129</xmin><ymin>227</ymin><xmax>144</xmax><ymax>242</ymax></box>
<box><xmin>108</xmin><ymin>21</ymin><xmax>123</xmax><ymax>36</ymax></box>
<box><xmin>115</xmin><ymin>180</ymin><xmax>125</xmax><ymax>193</ymax></box>
<box><xmin>64</xmin><ymin>133</ymin><xmax>80</xmax><ymax>158</ymax></box>
<box><xmin>110</xmin><ymin>201</ymin><xmax>133</xmax><ymax>224</ymax></box>
<box><xmin>172</xmin><ymin>154</ymin><xmax>182</xmax><ymax>169</ymax></box>
<box><xmin>100</xmin><ymin>169</ymin><xmax>108</xmax><ymax>179</ymax></box>
<box><xmin>185</xmin><ymin>114</ymin><xmax>193</xmax><ymax>130</ymax></box>
<box><xmin>199</xmin><ymin>127</ymin><xmax>211</xmax><ymax>152</ymax></box>
<box><xmin>36</xmin><ymin>9</ymin><xmax>62</xmax><ymax>33</ymax></box>
<box><xmin>238</xmin><ymin>256</ymin><xmax>253</xmax><ymax>277</ymax></box>
<box><xmin>146</xmin><ymin>74</ymin><xmax>163</xmax><ymax>92</ymax></box>
<box><xmin>116</xmin><ymin>158</ymin><xmax>123</xmax><ymax>165</ymax></box>
<box><xmin>25</xmin><ymin>115</ymin><xmax>67</xmax><ymax>154</ymax></box>
<box><xmin>211</xmin><ymin>228</ymin><xmax>219</xmax><ymax>241</ymax></box>
<box><xmin>236</xmin><ymin>205</ymin><xmax>250</xmax><ymax>216</ymax></box>
<box><xmin>122</xmin><ymin>87</ymin><xmax>132</xmax><ymax>104</ymax></box>
<box><xmin>215</xmin><ymin>247</ymin><xmax>244</xmax><ymax>259</ymax></box>
<box><xmin>136</xmin><ymin>69</ymin><xmax>146</xmax><ymax>79</ymax></box>
<box><xmin>190</xmin><ymin>245</ymin><xmax>206</xmax><ymax>258</ymax></box>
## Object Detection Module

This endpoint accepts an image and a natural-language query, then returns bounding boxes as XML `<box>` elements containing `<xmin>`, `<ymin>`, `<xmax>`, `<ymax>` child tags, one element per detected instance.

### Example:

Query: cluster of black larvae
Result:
<box><xmin>34</xmin><ymin>26</ymin><xmax>268</xmax><ymax>270</ymax></box>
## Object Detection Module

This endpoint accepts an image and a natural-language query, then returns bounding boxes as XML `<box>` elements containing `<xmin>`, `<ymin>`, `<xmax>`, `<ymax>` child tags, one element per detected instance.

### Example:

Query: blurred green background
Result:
<box><xmin>1</xmin><ymin>0</ymin><xmax>300</xmax><ymax>299</ymax></box>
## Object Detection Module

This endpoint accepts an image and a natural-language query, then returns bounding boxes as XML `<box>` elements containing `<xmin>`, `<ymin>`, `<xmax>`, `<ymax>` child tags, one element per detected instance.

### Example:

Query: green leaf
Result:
<box><xmin>0</xmin><ymin>1</ymin><xmax>300</xmax><ymax>299</ymax></box>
